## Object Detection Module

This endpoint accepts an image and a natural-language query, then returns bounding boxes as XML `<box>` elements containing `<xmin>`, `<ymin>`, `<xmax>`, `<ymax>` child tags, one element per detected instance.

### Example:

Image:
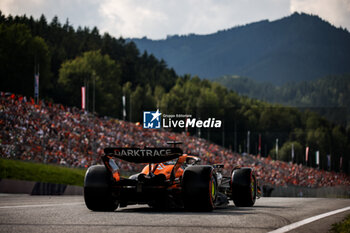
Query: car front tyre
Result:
<box><xmin>231</xmin><ymin>167</ymin><xmax>257</xmax><ymax>207</ymax></box>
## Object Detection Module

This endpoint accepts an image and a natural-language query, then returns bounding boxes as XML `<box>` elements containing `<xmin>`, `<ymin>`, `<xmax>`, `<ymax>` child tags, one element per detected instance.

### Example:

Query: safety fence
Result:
<box><xmin>263</xmin><ymin>184</ymin><xmax>350</xmax><ymax>198</ymax></box>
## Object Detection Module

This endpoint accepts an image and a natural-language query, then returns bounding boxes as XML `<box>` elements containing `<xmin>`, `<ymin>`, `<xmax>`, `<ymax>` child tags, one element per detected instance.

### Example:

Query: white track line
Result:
<box><xmin>0</xmin><ymin>202</ymin><xmax>84</xmax><ymax>209</ymax></box>
<box><xmin>269</xmin><ymin>206</ymin><xmax>350</xmax><ymax>233</ymax></box>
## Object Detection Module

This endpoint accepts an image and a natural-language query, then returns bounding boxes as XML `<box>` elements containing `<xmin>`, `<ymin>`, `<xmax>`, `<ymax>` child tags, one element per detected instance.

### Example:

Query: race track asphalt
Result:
<box><xmin>0</xmin><ymin>194</ymin><xmax>349</xmax><ymax>233</ymax></box>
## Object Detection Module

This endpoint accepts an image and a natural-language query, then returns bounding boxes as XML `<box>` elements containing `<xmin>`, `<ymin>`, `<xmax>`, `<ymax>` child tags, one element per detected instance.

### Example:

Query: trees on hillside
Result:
<box><xmin>215</xmin><ymin>74</ymin><xmax>350</xmax><ymax>128</ymax></box>
<box><xmin>0</xmin><ymin>11</ymin><xmax>178</xmax><ymax>103</ymax></box>
<box><xmin>58</xmin><ymin>50</ymin><xmax>122</xmax><ymax>116</ymax></box>
<box><xmin>0</xmin><ymin>23</ymin><xmax>51</xmax><ymax>97</ymax></box>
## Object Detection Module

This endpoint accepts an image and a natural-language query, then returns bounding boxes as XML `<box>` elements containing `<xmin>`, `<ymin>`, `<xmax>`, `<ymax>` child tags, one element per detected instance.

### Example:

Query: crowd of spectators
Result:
<box><xmin>1</xmin><ymin>93</ymin><xmax>349</xmax><ymax>188</ymax></box>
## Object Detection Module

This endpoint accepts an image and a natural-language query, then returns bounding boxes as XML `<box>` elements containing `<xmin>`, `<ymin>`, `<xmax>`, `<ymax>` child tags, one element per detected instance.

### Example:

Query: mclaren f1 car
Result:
<box><xmin>84</xmin><ymin>142</ymin><xmax>259</xmax><ymax>211</ymax></box>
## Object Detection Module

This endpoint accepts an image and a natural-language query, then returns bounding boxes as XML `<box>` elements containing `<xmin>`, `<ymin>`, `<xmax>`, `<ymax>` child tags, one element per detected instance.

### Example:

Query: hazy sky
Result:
<box><xmin>1</xmin><ymin>0</ymin><xmax>349</xmax><ymax>39</ymax></box>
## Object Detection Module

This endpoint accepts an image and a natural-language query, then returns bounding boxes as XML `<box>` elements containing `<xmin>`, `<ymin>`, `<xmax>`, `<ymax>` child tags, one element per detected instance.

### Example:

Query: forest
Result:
<box><xmin>215</xmin><ymin>75</ymin><xmax>350</xmax><ymax>127</ymax></box>
<box><xmin>0</xmin><ymin>12</ymin><xmax>349</xmax><ymax>174</ymax></box>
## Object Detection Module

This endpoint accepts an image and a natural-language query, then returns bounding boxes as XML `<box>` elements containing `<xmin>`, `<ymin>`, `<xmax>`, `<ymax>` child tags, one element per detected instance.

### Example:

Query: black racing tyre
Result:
<box><xmin>84</xmin><ymin>165</ymin><xmax>118</xmax><ymax>211</ymax></box>
<box><xmin>182</xmin><ymin>165</ymin><xmax>217</xmax><ymax>211</ymax></box>
<box><xmin>231</xmin><ymin>167</ymin><xmax>257</xmax><ymax>207</ymax></box>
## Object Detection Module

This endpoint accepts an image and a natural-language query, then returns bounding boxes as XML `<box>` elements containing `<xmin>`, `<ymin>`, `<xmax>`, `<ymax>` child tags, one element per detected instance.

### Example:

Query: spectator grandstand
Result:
<box><xmin>1</xmin><ymin>93</ymin><xmax>349</xmax><ymax>188</ymax></box>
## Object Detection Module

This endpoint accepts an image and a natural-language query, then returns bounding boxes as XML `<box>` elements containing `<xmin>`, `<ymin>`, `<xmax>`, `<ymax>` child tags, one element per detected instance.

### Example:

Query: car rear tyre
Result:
<box><xmin>182</xmin><ymin>165</ymin><xmax>217</xmax><ymax>211</ymax></box>
<box><xmin>231</xmin><ymin>167</ymin><xmax>257</xmax><ymax>207</ymax></box>
<box><xmin>84</xmin><ymin>165</ymin><xmax>118</xmax><ymax>211</ymax></box>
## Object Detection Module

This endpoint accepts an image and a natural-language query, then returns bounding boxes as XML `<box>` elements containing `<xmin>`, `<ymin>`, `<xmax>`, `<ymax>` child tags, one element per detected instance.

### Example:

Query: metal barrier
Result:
<box><xmin>263</xmin><ymin>185</ymin><xmax>350</xmax><ymax>198</ymax></box>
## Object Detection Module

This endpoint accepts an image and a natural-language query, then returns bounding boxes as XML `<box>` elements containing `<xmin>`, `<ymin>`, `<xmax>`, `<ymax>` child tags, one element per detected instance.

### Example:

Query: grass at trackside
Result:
<box><xmin>0</xmin><ymin>158</ymin><xmax>86</xmax><ymax>186</ymax></box>
<box><xmin>331</xmin><ymin>214</ymin><xmax>350</xmax><ymax>233</ymax></box>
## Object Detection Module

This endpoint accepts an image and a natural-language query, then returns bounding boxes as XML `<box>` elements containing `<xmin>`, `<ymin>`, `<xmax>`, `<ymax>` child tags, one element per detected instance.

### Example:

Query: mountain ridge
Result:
<box><xmin>130</xmin><ymin>13</ymin><xmax>350</xmax><ymax>85</ymax></box>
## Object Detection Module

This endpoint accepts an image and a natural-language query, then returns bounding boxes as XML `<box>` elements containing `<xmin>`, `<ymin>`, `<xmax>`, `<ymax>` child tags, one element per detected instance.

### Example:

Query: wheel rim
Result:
<box><xmin>209</xmin><ymin>175</ymin><xmax>216</xmax><ymax>206</ymax></box>
<box><xmin>211</xmin><ymin>178</ymin><xmax>216</xmax><ymax>199</ymax></box>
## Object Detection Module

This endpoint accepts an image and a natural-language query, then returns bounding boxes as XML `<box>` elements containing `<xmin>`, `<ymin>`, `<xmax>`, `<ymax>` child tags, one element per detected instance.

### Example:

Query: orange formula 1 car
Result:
<box><xmin>84</xmin><ymin>142</ymin><xmax>260</xmax><ymax>211</ymax></box>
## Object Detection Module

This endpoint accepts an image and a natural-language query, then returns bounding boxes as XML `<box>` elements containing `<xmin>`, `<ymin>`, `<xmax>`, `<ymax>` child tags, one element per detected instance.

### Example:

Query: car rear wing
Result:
<box><xmin>104</xmin><ymin>147</ymin><xmax>183</xmax><ymax>163</ymax></box>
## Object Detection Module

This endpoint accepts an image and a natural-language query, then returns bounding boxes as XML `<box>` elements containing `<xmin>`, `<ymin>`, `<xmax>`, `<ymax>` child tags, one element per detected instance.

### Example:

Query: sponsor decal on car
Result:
<box><xmin>104</xmin><ymin>147</ymin><xmax>183</xmax><ymax>163</ymax></box>
<box><xmin>113</xmin><ymin>148</ymin><xmax>173</xmax><ymax>157</ymax></box>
